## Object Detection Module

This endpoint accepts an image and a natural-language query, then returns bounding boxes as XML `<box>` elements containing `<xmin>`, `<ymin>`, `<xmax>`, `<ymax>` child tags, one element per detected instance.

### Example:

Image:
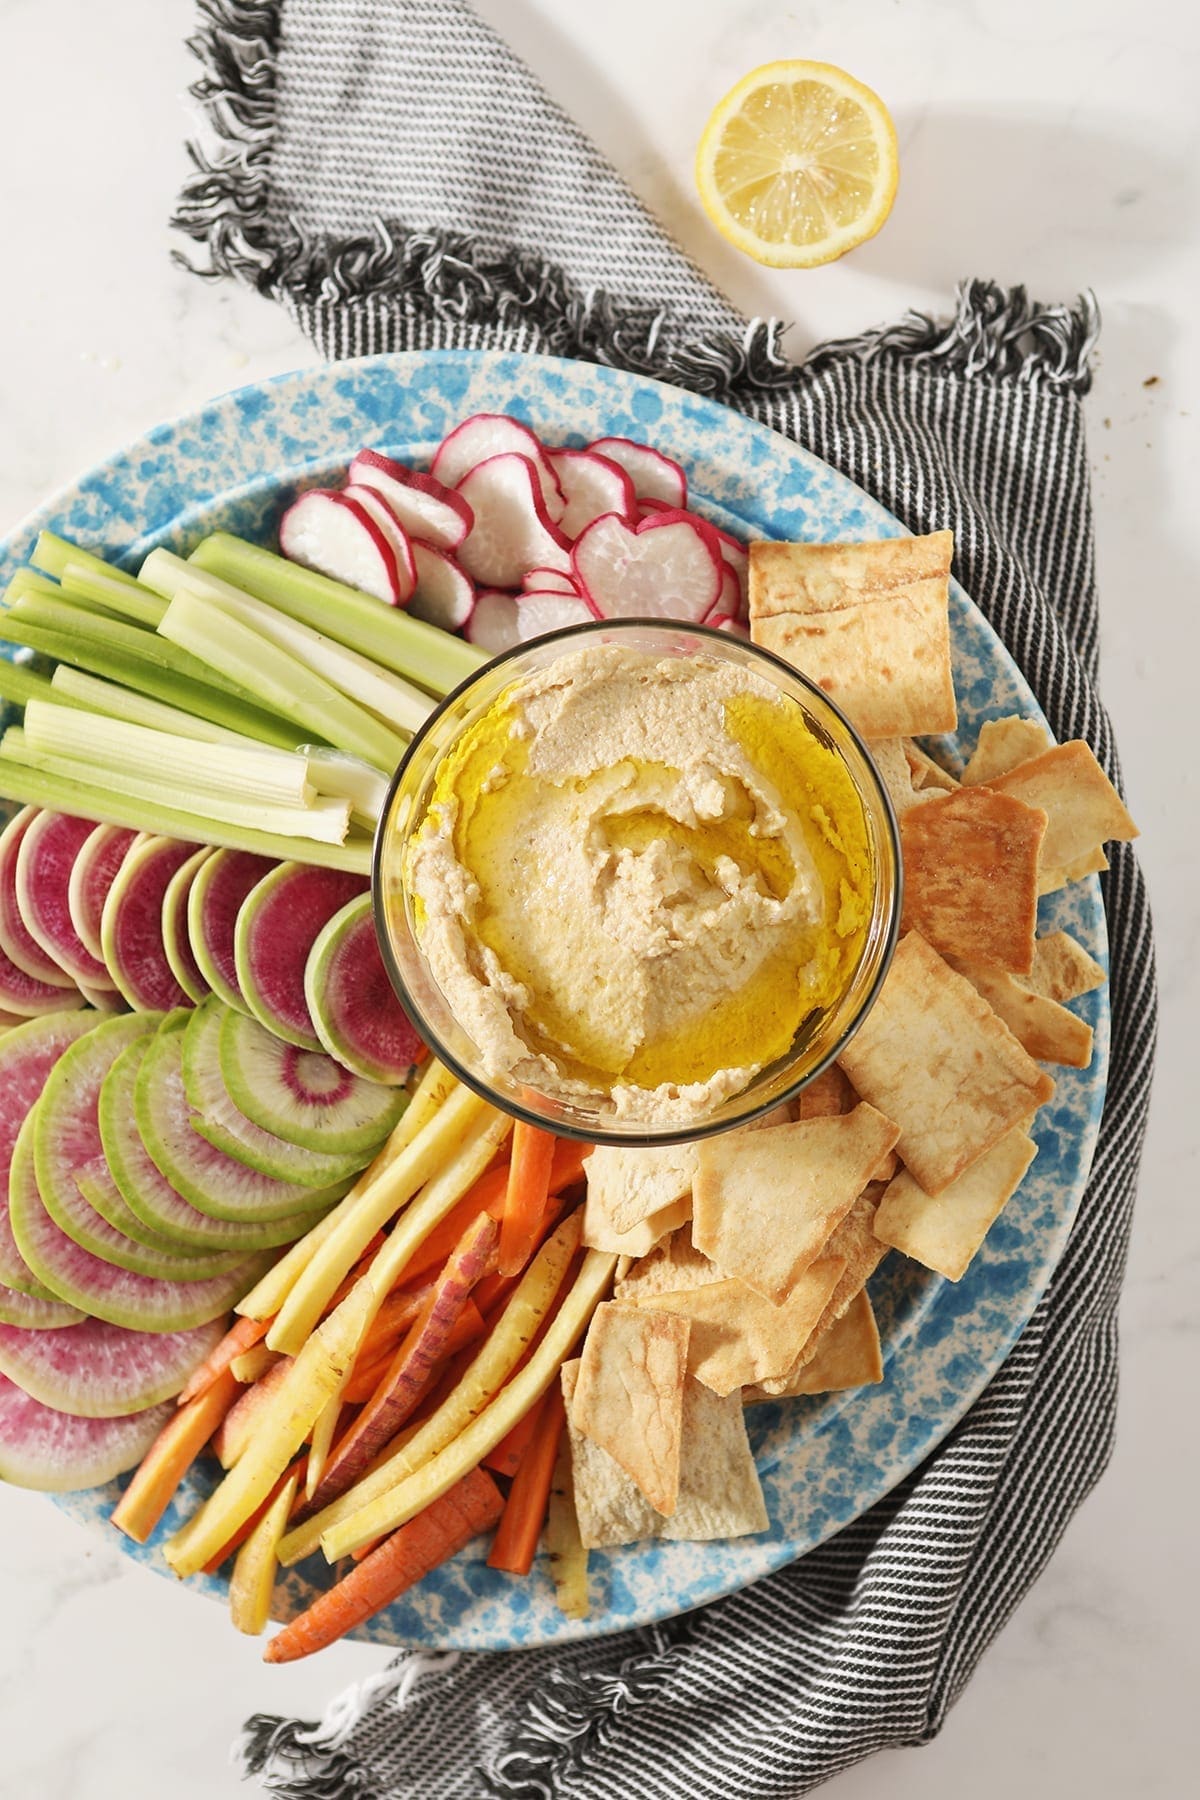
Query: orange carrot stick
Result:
<box><xmin>482</xmin><ymin>1400</ymin><xmax>541</xmax><ymax>1478</ymax></box>
<box><xmin>344</xmin><ymin>1298</ymin><xmax>486</xmax><ymax>1405</ymax></box>
<box><xmin>211</xmin><ymin>1355</ymin><xmax>294</xmax><ymax>1469</ymax></box>
<box><xmin>112</xmin><ymin>1369</ymin><xmax>240</xmax><ymax>1544</ymax></box>
<box><xmin>486</xmin><ymin>1386</ymin><xmax>566</xmax><ymax>1575</ymax></box>
<box><xmin>498</xmin><ymin>1124</ymin><xmax>560</xmax><ymax>1279</ymax></box>
<box><xmin>263</xmin><ymin>1466</ymin><xmax>504</xmax><ymax>1661</ymax></box>
<box><xmin>200</xmin><ymin>1455</ymin><xmax>310</xmax><ymax>1576</ymax></box>
<box><xmin>476</xmin><ymin>1194</ymin><xmax>569</xmax><ymax>1317</ymax></box>
<box><xmin>176</xmin><ymin>1316</ymin><xmax>269</xmax><ymax>1407</ymax></box>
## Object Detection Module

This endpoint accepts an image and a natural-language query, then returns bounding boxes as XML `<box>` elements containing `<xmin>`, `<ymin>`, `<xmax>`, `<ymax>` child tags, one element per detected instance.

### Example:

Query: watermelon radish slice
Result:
<box><xmin>57</xmin><ymin>1157</ymin><xmax>250</xmax><ymax>1283</ymax></box>
<box><xmin>0</xmin><ymin>934</ymin><xmax>85</xmax><ymax>1019</ymax></box>
<box><xmin>10</xmin><ymin>1110</ymin><xmax>263</xmax><ymax>1330</ymax></box>
<box><xmin>571</xmin><ymin>510</ymin><xmax>723</xmax><ymax>622</ymax></box>
<box><xmin>0</xmin><ymin>1372</ymin><xmax>173</xmax><ymax>1492</ymax></box>
<box><xmin>134</xmin><ymin>1028</ymin><xmax>349</xmax><ymax>1224</ymax></box>
<box><xmin>0</xmin><ymin>1315</ymin><xmax>225</xmax><ymax>1418</ymax></box>
<box><xmin>180</xmin><ymin>999</ymin><xmax>365</xmax><ymax>1184</ymax></box>
<box><xmin>348</xmin><ymin>451</ymin><xmax>473</xmax><ymax>551</ymax></box>
<box><xmin>546</xmin><ymin>449</ymin><xmax>638</xmax><ymax>538</ymax></box>
<box><xmin>408</xmin><ymin>541</ymin><xmax>476</xmax><ymax>632</ymax></box>
<box><xmin>161</xmin><ymin>847</ymin><xmax>213</xmax><ymax>1005</ymax></box>
<box><xmin>0</xmin><ymin>809</ymin><xmax>78</xmax><ymax>986</ymax></box>
<box><xmin>279</xmin><ymin>488</ymin><xmax>406</xmax><ymax>605</ymax></box>
<box><xmin>305</xmin><ymin>893</ymin><xmax>425</xmax><ymax>1084</ymax></box>
<box><xmin>234</xmin><ymin>861</ymin><xmax>368</xmax><ymax>1051</ymax></box>
<box><xmin>465</xmin><ymin>591</ymin><xmax>522</xmax><ymax>657</ymax></box>
<box><xmin>14</xmin><ymin>811</ymin><xmax>116</xmax><ymax>990</ymax></box>
<box><xmin>0</xmin><ymin>1012</ymin><xmax>99</xmax><ymax>1300</ymax></box>
<box><xmin>343</xmin><ymin>484</ymin><xmax>419</xmax><ymax>603</ymax></box>
<box><xmin>0</xmin><ymin>1281</ymin><xmax>84</xmax><ymax>1330</ymax></box>
<box><xmin>99</xmin><ymin>834</ymin><xmax>197</xmax><ymax>1013</ymax></box>
<box><xmin>219</xmin><ymin>1005</ymin><xmax>406</xmax><ymax>1155</ymax></box>
<box><xmin>187</xmin><ymin>847</ymin><xmax>277</xmax><ymax>1012</ymax></box>
<box><xmin>432</xmin><ymin>414</ymin><xmax>565</xmax><ymax>521</ymax></box>
<box><xmin>101</xmin><ymin>1035</ymin><xmax>324</xmax><ymax>1253</ymax></box>
<box><xmin>455</xmin><ymin>455</ymin><xmax>573</xmax><ymax>589</ymax></box>
<box><xmin>67</xmin><ymin>823</ymin><xmax>138</xmax><ymax>965</ymax></box>
<box><xmin>74</xmin><ymin>1149</ymin><xmax>205</xmax><ymax>1254</ymax></box>
<box><xmin>588</xmin><ymin>436</ymin><xmax>688</xmax><ymax>507</ymax></box>
<box><xmin>516</xmin><ymin>593</ymin><xmax>596</xmax><ymax>641</ymax></box>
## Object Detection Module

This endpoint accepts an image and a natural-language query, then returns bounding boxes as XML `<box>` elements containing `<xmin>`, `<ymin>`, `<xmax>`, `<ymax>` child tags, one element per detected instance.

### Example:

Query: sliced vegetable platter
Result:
<box><xmin>0</xmin><ymin>351</ymin><xmax>1109</xmax><ymax>1650</ymax></box>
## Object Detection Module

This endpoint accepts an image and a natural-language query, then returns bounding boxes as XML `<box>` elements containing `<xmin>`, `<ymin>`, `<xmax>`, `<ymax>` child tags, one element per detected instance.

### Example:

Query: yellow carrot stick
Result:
<box><xmin>229</xmin><ymin>1471</ymin><xmax>298</xmax><ymax>1636</ymax></box>
<box><xmin>230</xmin><ymin>1344</ymin><xmax>282</xmax><ymax>1385</ymax></box>
<box><xmin>267</xmin><ymin>1083</ymin><xmax>490</xmax><ymax>1355</ymax></box>
<box><xmin>278</xmin><ymin>1213</ymin><xmax>582</xmax><ymax>1566</ymax></box>
<box><xmin>305</xmin><ymin>1379</ymin><xmax>346</xmax><ymax>1500</ymax></box>
<box><xmin>164</xmin><ymin>1277</ymin><xmax>376</xmax><ymax>1578</ymax></box>
<box><xmin>320</xmin><ymin>1250</ymin><xmax>615</xmax><ymax>1561</ymax></box>
<box><xmin>545</xmin><ymin>1428</ymin><xmax>589</xmax><ymax>1619</ymax></box>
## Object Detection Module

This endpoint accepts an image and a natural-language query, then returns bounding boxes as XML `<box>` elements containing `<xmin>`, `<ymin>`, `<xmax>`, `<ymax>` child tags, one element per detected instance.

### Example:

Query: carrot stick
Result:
<box><xmin>211</xmin><ymin>1355</ymin><xmax>294</xmax><ymax>1469</ymax></box>
<box><xmin>486</xmin><ymin>1386</ymin><xmax>566</xmax><ymax>1575</ymax></box>
<box><xmin>498</xmin><ymin>1124</ymin><xmax>560</xmax><ymax>1279</ymax></box>
<box><xmin>200</xmin><ymin>1456</ymin><xmax>309</xmax><ymax>1575</ymax></box>
<box><xmin>176</xmin><ymin>1317</ymin><xmax>269</xmax><ymax>1407</ymax></box>
<box><xmin>263</xmin><ymin>1466</ymin><xmax>503</xmax><ymax>1662</ymax></box>
<box><xmin>112</xmin><ymin>1369</ymin><xmax>240</xmax><ymax>1544</ymax></box>
<box><xmin>397</xmin><ymin>1165</ymin><xmax>510</xmax><ymax>1284</ymax></box>
<box><xmin>482</xmin><ymin>1400</ymin><xmax>541</xmax><ymax>1478</ymax></box>
<box><xmin>347</xmin><ymin>1278</ymin><xmax>436</xmax><ymax>1375</ymax></box>
<box><xmin>475</xmin><ymin>1194</ymin><xmax>568</xmax><ymax>1317</ymax></box>
<box><xmin>344</xmin><ymin>1298</ymin><xmax>486</xmax><ymax>1405</ymax></box>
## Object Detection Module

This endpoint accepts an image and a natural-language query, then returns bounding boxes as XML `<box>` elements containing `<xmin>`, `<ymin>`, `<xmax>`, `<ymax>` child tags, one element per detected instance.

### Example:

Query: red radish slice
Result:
<box><xmin>67</xmin><ymin>824</ymin><xmax>138</xmax><ymax>967</ymax></box>
<box><xmin>0</xmin><ymin>1371</ymin><xmax>174</xmax><ymax>1492</ymax></box>
<box><xmin>348</xmin><ymin>451</ymin><xmax>472</xmax><ymax>551</ymax></box>
<box><xmin>408</xmin><ymin>541</ymin><xmax>476</xmax><ymax>631</ymax></box>
<box><xmin>706</xmin><ymin>561</ymin><xmax>742</xmax><ymax>623</ymax></box>
<box><xmin>305</xmin><ymin>892</ymin><xmax>425</xmax><ymax>1084</ymax></box>
<box><xmin>714</xmin><ymin>616</ymin><xmax>751</xmax><ymax>639</ymax></box>
<box><xmin>516</xmin><ymin>593</ymin><xmax>596</xmax><ymax>640</ymax></box>
<box><xmin>15</xmin><ymin>811</ymin><xmax>115</xmax><ymax>989</ymax></box>
<box><xmin>342</xmin><ymin>483</ymin><xmax>418</xmax><ymax>603</ymax></box>
<box><xmin>712</xmin><ymin>526</ymin><xmax>749</xmax><ymax>582</ymax></box>
<box><xmin>465</xmin><ymin>591</ymin><xmax>522</xmax><ymax>656</ymax></box>
<box><xmin>545</xmin><ymin>448</ymin><xmax>637</xmax><ymax>537</ymax></box>
<box><xmin>279</xmin><ymin>489</ymin><xmax>403</xmax><ymax>605</ymax></box>
<box><xmin>0</xmin><ymin>1013</ymin><xmax>98</xmax><ymax>1300</ymax></box>
<box><xmin>0</xmin><ymin>1316</ymin><xmax>225</xmax><ymax>1418</ymax></box>
<box><xmin>522</xmin><ymin>565</ymin><xmax>588</xmax><ymax>600</ymax></box>
<box><xmin>0</xmin><ymin>810</ymin><xmax>77</xmax><ymax>987</ymax></box>
<box><xmin>234</xmin><ymin>863</ymin><xmax>368</xmax><ymax>1051</ymax></box>
<box><xmin>636</xmin><ymin>497</ymin><xmax>670</xmax><ymax>519</ymax></box>
<box><xmin>455</xmin><ymin>455</ymin><xmax>573</xmax><ymax>589</ymax></box>
<box><xmin>187</xmin><ymin>848</ymin><xmax>277</xmax><ymax>1014</ymax></box>
<box><xmin>589</xmin><ymin>437</ymin><xmax>688</xmax><ymax>507</ymax></box>
<box><xmin>571</xmin><ymin>511</ymin><xmax>722</xmax><ymax>622</ymax></box>
<box><xmin>161</xmin><ymin>848</ymin><xmax>212</xmax><ymax>1005</ymax></box>
<box><xmin>100</xmin><ymin>836</ymin><xmax>198</xmax><ymax>1013</ymax></box>
<box><xmin>433</xmin><ymin>414</ymin><xmax>565</xmax><ymax>521</ymax></box>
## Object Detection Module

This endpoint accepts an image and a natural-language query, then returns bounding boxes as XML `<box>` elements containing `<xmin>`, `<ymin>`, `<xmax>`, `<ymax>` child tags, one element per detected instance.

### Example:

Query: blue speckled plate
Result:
<box><xmin>0</xmin><ymin>352</ymin><xmax>1108</xmax><ymax>1651</ymax></box>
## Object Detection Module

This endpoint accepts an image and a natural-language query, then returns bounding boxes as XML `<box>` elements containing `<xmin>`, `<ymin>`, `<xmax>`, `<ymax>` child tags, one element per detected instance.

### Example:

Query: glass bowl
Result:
<box><xmin>372</xmin><ymin>619</ymin><xmax>901</xmax><ymax>1146</ymax></box>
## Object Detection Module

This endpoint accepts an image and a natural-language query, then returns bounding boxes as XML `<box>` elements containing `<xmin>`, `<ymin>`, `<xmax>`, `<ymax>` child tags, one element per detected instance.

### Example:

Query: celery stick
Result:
<box><xmin>3</xmin><ymin>732</ymin><xmax>352</xmax><ymax>846</ymax></box>
<box><xmin>62</xmin><ymin>561</ymin><xmax>166</xmax><ymax>629</ymax></box>
<box><xmin>4</xmin><ymin>569</ymin><xmax>62</xmax><ymax>607</ymax></box>
<box><xmin>0</xmin><ymin>754</ymin><xmax>371</xmax><ymax>873</ymax></box>
<box><xmin>301</xmin><ymin>747</ymin><xmax>390</xmax><ymax>821</ymax></box>
<box><xmin>190</xmin><ymin>534</ymin><xmax>485</xmax><ymax>697</ymax></box>
<box><xmin>50</xmin><ymin>666</ymin><xmax>265</xmax><ymax>749</ymax></box>
<box><xmin>159</xmin><ymin>590</ymin><xmax>408</xmax><ymax>773</ymax></box>
<box><xmin>23</xmin><ymin>701</ymin><xmax>315</xmax><ymax>807</ymax></box>
<box><xmin>32</xmin><ymin>532</ymin><xmax>143</xmax><ymax>591</ymax></box>
<box><xmin>142</xmin><ymin>550</ymin><xmax>433</xmax><ymax>737</ymax></box>
<box><xmin>0</xmin><ymin>614</ymin><xmax>309</xmax><ymax>751</ymax></box>
<box><xmin>0</xmin><ymin>660</ymin><xmax>73</xmax><ymax>712</ymax></box>
<box><xmin>11</xmin><ymin>591</ymin><xmax>251</xmax><ymax>690</ymax></box>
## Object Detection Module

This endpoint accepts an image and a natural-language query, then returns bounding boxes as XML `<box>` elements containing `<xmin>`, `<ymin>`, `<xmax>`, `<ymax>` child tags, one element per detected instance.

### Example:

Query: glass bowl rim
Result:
<box><xmin>371</xmin><ymin>616</ymin><xmax>903</xmax><ymax>1147</ymax></box>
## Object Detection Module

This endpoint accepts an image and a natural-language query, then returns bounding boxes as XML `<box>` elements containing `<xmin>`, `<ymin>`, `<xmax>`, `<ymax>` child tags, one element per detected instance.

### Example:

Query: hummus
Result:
<box><xmin>403</xmin><ymin>643</ymin><xmax>873</xmax><ymax>1125</ymax></box>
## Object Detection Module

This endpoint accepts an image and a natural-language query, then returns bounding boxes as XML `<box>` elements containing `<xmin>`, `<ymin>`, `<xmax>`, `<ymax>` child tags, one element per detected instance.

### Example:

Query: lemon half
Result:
<box><xmin>696</xmin><ymin>60</ymin><xmax>899</xmax><ymax>269</ymax></box>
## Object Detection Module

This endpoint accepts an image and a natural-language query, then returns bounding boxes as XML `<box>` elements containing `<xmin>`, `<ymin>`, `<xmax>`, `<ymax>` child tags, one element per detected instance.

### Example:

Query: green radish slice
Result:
<box><xmin>49</xmin><ymin>1155</ymin><xmax>250</xmax><ymax>1283</ymax></box>
<box><xmin>100</xmin><ymin>1036</ymin><xmax>321</xmax><ymax>1253</ymax></box>
<box><xmin>14</xmin><ymin>810</ymin><xmax>117</xmax><ymax>990</ymax></box>
<box><xmin>33</xmin><ymin>1012</ymin><xmax>158</xmax><ymax>1245</ymax></box>
<box><xmin>235</xmin><ymin>861</ymin><xmax>368</xmax><ymax>1051</ymax></box>
<box><xmin>0</xmin><ymin>1011</ymin><xmax>100</xmax><ymax>1299</ymax></box>
<box><xmin>0</xmin><ymin>1315</ymin><xmax>225</xmax><ymax>1417</ymax></box>
<box><xmin>0</xmin><ymin>808</ymin><xmax>78</xmax><ymax>986</ymax></box>
<box><xmin>161</xmin><ymin>846</ymin><xmax>213</xmax><ymax>1004</ymax></box>
<box><xmin>180</xmin><ymin>998</ymin><xmax>366</xmax><ymax>1183</ymax></box>
<box><xmin>100</xmin><ymin>834</ymin><xmax>198</xmax><ymax>1012</ymax></box>
<box><xmin>67</xmin><ymin>823</ymin><xmax>138</xmax><ymax>963</ymax></box>
<box><xmin>0</xmin><ymin>1280</ymin><xmax>84</xmax><ymax>1330</ymax></box>
<box><xmin>0</xmin><ymin>1372</ymin><xmax>173</xmax><ymax>1492</ymax></box>
<box><xmin>73</xmin><ymin>1148</ymin><xmax>198</xmax><ymax>1252</ymax></box>
<box><xmin>134</xmin><ymin>1028</ymin><xmax>349</xmax><ymax>1223</ymax></box>
<box><xmin>306</xmin><ymin>892</ymin><xmax>426</xmax><ymax>1083</ymax></box>
<box><xmin>9</xmin><ymin>1111</ymin><xmax>265</xmax><ymax>1330</ymax></box>
<box><xmin>187</xmin><ymin>847</ymin><xmax>277</xmax><ymax>1012</ymax></box>
<box><xmin>219</xmin><ymin>1004</ymin><xmax>407</xmax><ymax>1155</ymax></box>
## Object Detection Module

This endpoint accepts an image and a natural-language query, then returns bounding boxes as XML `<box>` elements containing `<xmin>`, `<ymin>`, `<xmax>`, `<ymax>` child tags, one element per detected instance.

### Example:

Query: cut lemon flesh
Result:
<box><xmin>696</xmin><ymin>61</ymin><xmax>899</xmax><ymax>268</ymax></box>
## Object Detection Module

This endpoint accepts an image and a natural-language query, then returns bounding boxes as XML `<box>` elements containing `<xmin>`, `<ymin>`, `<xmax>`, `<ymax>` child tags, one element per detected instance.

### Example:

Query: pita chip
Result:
<box><xmin>900</xmin><ymin>785</ymin><xmax>1046</xmax><ymax>973</ymax></box>
<box><xmin>962</xmin><ymin>715</ymin><xmax>1053</xmax><ymax>785</ymax></box>
<box><xmin>571</xmin><ymin>1303</ymin><xmax>690</xmax><ymax>1515</ymax></box>
<box><xmin>903</xmin><ymin>740</ymin><xmax>959</xmax><ymax>793</ymax></box>
<box><xmin>985</xmin><ymin>740</ymin><xmax>1137</xmax><ymax>894</ymax></box>
<box><xmin>613</xmin><ymin>1223</ymin><xmax>722</xmax><ymax>1306</ymax></box>
<box><xmin>645</xmin><ymin>1260</ymin><xmax>846</xmax><ymax>1396</ymax></box>
<box><xmin>798</xmin><ymin>1066</ymin><xmax>897</xmax><ymax>1180</ymax></box>
<box><xmin>759</xmin><ymin>1186</ymin><xmax>891</xmax><ymax>1390</ymax></box>
<box><xmin>1025</xmin><ymin>930</ymin><xmax>1106</xmax><ymax>1003</ymax></box>
<box><xmin>744</xmin><ymin>1289</ymin><xmax>883</xmax><ymax>1401</ymax></box>
<box><xmin>583</xmin><ymin>1141</ymin><xmax>699</xmax><ymax>1236</ymax></box>
<box><xmin>748</xmin><ymin>531</ymin><xmax>957</xmax><ymax>739</ymax></box>
<box><xmin>581</xmin><ymin>1188</ymin><xmax>691</xmax><ymax>1257</ymax></box>
<box><xmin>692</xmin><ymin>1106</ymin><xmax>899</xmax><ymax>1304</ymax></box>
<box><xmin>874</xmin><ymin>1126</ymin><xmax>1038</xmax><ymax>1280</ymax></box>
<box><xmin>837</xmin><ymin>932</ymin><xmax>1055</xmax><ymax>1194</ymax></box>
<box><xmin>949</xmin><ymin>960</ymin><xmax>1094</xmax><ymax>1068</ymax></box>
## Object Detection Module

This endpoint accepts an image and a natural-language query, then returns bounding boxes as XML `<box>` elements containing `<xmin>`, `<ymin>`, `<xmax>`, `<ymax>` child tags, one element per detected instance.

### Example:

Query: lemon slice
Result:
<box><xmin>696</xmin><ymin>61</ymin><xmax>899</xmax><ymax>268</ymax></box>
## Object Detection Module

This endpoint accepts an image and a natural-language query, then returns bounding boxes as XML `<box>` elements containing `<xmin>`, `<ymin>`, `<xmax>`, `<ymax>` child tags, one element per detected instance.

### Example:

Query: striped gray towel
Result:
<box><xmin>175</xmin><ymin>4</ymin><xmax>1157</xmax><ymax>1795</ymax></box>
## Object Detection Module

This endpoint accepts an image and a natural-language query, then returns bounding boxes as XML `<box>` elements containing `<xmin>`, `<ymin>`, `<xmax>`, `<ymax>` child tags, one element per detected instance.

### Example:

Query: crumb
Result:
<box><xmin>1142</xmin><ymin>375</ymin><xmax>1159</xmax><ymax>388</ymax></box>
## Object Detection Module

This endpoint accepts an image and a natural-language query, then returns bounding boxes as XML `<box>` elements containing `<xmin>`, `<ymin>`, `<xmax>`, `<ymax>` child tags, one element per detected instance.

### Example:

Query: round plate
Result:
<box><xmin>0</xmin><ymin>351</ymin><xmax>1109</xmax><ymax>1651</ymax></box>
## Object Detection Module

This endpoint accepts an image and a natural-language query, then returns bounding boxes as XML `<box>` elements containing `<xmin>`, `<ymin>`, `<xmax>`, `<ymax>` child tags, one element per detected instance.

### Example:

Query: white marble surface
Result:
<box><xmin>0</xmin><ymin>0</ymin><xmax>1196</xmax><ymax>1795</ymax></box>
